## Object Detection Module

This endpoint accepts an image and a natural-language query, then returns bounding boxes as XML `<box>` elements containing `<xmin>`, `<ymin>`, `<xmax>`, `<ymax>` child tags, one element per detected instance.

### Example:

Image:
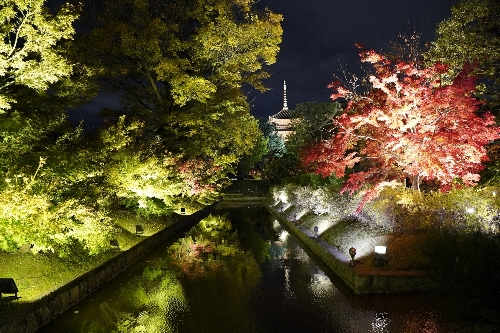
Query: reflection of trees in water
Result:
<box><xmin>168</xmin><ymin>213</ymin><xmax>273</xmax><ymax>280</ymax></box>
<box><xmin>80</xmin><ymin>267</ymin><xmax>187</xmax><ymax>333</ymax></box>
<box><xmin>79</xmin><ymin>211</ymin><xmax>274</xmax><ymax>332</ymax></box>
<box><xmin>168</xmin><ymin>212</ymin><xmax>268</xmax><ymax>331</ymax></box>
<box><xmin>169</xmin><ymin>214</ymin><xmax>264</xmax><ymax>284</ymax></box>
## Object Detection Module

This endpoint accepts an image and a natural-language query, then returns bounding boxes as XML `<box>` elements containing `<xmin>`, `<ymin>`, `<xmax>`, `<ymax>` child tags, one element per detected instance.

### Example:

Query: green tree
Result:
<box><xmin>0</xmin><ymin>1</ymin><xmax>119</xmax><ymax>256</ymax></box>
<box><xmin>0</xmin><ymin>0</ymin><xmax>78</xmax><ymax>111</ymax></box>
<box><xmin>259</xmin><ymin>119</ymin><xmax>286</xmax><ymax>157</ymax></box>
<box><xmin>237</xmin><ymin>129</ymin><xmax>268</xmax><ymax>179</ymax></box>
<box><xmin>0</xmin><ymin>0</ymin><xmax>79</xmax><ymax>165</ymax></box>
<box><xmin>78</xmin><ymin>0</ymin><xmax>282</xmax><ymax>109</ymax></box>
<box><xmin>75</xmin><ymin>0</ymin><xmax>283</xmax><ymax>190</ymax></box>
<box><xmin>425</xmin><ymin>0</ymin><xmax>500</xmax><ymax>108</ymax></box>
<box><xmin>286</xmin><ymin>101</ymin><xmax>343</xmax><ymax>157</ymax></box>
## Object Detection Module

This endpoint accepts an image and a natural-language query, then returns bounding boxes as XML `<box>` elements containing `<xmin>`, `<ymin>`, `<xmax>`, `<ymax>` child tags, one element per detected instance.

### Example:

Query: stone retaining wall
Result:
<box><xmin>0</xmin><ymin>202</ymin><xmax>217</xmax><ymax>333</ymax></box>
<box><xmin>265</xmin><ymin>202</ymin><xmax>439</xmax><ymax>294</ymax></box>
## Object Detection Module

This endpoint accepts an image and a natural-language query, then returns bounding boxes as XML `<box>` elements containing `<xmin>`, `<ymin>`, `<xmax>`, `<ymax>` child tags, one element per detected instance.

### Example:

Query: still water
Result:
<box><xmin>40</xmin><ymin>205</ymin><xmax>495</xmax><ymax>333</ymax></box>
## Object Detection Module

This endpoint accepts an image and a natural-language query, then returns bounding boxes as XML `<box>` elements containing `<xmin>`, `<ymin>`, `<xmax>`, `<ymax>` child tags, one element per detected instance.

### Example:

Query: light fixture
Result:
<box><xmin>349</xmin><ymin>247</ymin><xmax>356</xmax><ymax>267</ymax></box>
<box><xmin>375</xmin><ymin>246</ymin><xmax>386</xmax><ymax>255</ymax></box>
<box><xmin>135</xmin><ymin>224</ymin><xmax>144</xmax><ymax>235</ymax></box>
<box><xmin>374</xmin><ymin>246</ymin><xmax>388</xmax><ymax>268</ymax></box>
<box><xmin>110</xmin><ymin>239</ymin><xmax>120</xmax><ymax>250</ymax></box>
<box><xmin>0</xmin><ymin>278</ymin><xmax>18</xmax><ymax>298</ymax></box>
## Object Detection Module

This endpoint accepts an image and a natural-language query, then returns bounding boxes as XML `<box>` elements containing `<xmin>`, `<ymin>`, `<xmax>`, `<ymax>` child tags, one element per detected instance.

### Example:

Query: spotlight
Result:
<box><xmin>374</xmin><ymin>246</ymin><xmax>388</xmax><ymax>268</ymax></box>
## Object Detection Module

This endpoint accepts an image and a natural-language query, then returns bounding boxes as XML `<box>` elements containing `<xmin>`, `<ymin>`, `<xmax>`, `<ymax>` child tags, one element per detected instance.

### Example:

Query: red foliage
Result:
<box><xmin>304</xmin><ymin>48</ymin><xmax>500</xmax><ymax>208</ymax></box>
<box><xmin>177</xmin><ymin>158</ymin><xmax>218</xmax><ymax>196</ymax></box>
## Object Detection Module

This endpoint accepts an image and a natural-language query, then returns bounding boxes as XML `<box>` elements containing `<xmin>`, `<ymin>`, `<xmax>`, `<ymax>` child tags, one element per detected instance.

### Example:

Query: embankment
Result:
<box><xmin>0</xmin><ymin>202</ymin><xmax>217</xmax><ymax>333</ymax></box>
<box><xmin>265</xmin><ymin>201</ymin><xmax>439</xmax><ymax>294</ymax></box>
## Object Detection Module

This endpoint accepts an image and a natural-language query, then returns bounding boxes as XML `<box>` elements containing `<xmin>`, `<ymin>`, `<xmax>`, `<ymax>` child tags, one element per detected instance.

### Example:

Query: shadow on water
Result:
<box><xmin>39</xmin><ymin>205</ymin><xmax>500</xmax><ymax>333</ymax></box>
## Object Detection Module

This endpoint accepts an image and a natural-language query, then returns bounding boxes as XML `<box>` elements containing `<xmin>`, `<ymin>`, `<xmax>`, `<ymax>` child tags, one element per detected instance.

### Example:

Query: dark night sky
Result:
<box><xmin>69</xmin><ymin>0</ymin><xmax>462</xmax><ymax>127</ymax></box>
<box><xmin>249</xmin><ymin>0</ymin><xmax>461</xmax><ymax>119</ymax></box>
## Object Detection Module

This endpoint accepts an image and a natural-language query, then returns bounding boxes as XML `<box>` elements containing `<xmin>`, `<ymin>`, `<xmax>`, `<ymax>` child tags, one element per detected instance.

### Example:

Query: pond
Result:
<box><xmin>39</xmin><ymin>205</ymin><xmax>496</xmax><ymax>332</ymax></box>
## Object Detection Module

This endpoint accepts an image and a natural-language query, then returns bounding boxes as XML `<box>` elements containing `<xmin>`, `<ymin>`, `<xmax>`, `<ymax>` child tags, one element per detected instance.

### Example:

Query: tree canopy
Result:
<box><xmin>287</xmin><ymin>101</ymin><xmax>343</xmax><ymax>157</ymax></box>
<box><xmin>0</xmin><ymin>0</ymin><xmax>78</xmax><ymax>111</ymax></box>
<box><xmin>0</xmin><ymin>0</ymin><xmax>283</xmax><ymax>256</ymax></box>
<box><xmin>425</xmin><ymin>0</ymin><xmax>500</xmax><ymax>108</ymax></box>
<box><xmin>304</xmin><ymin>47</ymin><xmax>500</xmax><ymax>208</ymax></box>
<box><xmin>75</xmin><ymin>0</ymin><xmax>283</xmax><ymax>189</ymax></box>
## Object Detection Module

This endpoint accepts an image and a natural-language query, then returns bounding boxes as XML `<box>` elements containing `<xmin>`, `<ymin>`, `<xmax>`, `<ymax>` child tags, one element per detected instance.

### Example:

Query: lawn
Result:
<box><xmin>0</xmin><ymin>212</ymin><xmax>178</xmax><ymax>304</ymax></box>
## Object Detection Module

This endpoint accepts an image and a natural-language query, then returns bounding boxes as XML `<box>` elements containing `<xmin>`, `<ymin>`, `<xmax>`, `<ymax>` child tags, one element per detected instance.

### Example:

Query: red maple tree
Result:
<box><xmin>303</xmin><ymin>47</ymin><xmax>500</xmax><ymax>208</ymax></box>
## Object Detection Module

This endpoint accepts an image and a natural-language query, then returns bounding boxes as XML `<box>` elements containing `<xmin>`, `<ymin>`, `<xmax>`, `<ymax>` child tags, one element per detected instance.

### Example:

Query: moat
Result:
<box><xmin>39</xmin><ymin>205</ymin><xmax>495</xmax><ymax>332</ymax></box>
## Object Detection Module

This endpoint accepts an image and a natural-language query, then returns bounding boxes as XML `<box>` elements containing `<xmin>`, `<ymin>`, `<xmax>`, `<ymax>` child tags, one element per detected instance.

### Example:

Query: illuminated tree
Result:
<box><xmin>304</xmin><ymin>47</ymin><xmax>500</xmax><ymax>207</ymax></box>
<box><xmin>425</xmin><ymin>0</ymin><xmax>500</xmax><ymax>108</ymax></box>
<box><xmin>287</xmin><ymin>101</ymin><xmax>343</xmax><ymax>157</ymax></box>
<box><xmin>75</xmin><ymin>0</ymin><xmax>282</xmax><ymax>187</ymax></box>
<box><xmin>0</xmin><ymin>0</ymin><xmax>79</xmax><ymax>162</ymax></box>
<box><xmin>0</xmin><ymin>0</ymin><xmax>78</xmax><ymax>111</ymax></box>
<box><xmin>81</xmin><ymin>0</ymin><xmax>281</xmax><ymax>106</ymax></box>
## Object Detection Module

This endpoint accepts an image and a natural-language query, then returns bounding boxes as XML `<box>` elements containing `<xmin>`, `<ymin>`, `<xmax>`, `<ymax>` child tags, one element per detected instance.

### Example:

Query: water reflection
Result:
<box><xmin>40</xmin><ymin>206</ymin><xmax>498</xmax><ymax>333</ymax></box>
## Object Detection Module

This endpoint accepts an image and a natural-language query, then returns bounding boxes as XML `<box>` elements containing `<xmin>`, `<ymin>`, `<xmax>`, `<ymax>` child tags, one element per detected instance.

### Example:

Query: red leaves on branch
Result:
<box><xmin>304</xmin><ymin>48</ymin><xmax>500</xmax><ymax>208</ymax></box>
<box><xmin>177</xmin><ymin>158</ymin><xmax>218</xmax><ymax>196</ymax></box>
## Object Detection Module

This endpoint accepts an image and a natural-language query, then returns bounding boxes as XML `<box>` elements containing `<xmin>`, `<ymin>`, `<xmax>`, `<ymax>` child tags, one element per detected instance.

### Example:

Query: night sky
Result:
<box><xmin>250</xmin><ymin>0</ymin><xmax>461</xmax><ymax>119</ymax></box>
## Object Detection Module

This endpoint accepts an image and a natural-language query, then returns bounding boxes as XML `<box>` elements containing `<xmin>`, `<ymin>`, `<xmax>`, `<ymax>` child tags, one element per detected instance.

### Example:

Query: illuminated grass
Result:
<box><xmin>270</xmin><ymin>184</ymin><xmax>448</xmax><ymax>272</ymax></box>
<box><xmin>0</xmin><ymin>212</ymin><xmax>179</xmax><ymax>306</ymax></box>
<box><xmin>0</xmin><ymin>251</ymin><xmax>115</xmax><ymax>302</ymax></box>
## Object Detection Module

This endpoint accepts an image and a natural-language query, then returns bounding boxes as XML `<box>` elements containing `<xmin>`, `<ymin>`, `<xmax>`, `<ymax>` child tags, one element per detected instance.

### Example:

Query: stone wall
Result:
<box><xmin>0</xmin><ymin>202</ymin><xmax>217</xmax><ymax>333</ymax></box>
<box><xmin>265</xmin><ymin>202</ymin><xmax>439</xmax><ymax>294</ymax></box>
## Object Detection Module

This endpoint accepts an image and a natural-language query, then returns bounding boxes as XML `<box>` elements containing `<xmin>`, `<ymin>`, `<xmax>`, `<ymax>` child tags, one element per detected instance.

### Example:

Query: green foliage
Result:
<box><xmin>364</xmin><ymin>186</ymin><xmax>500</xmax><ymax>234</ymax></box>
<box><xmin>199</xmin><ymin>214</ymin><xmax>233</xmax><ymax>233</ymax></box>
<box><xmin>237</xmin><ymin>129</ymin><xmax>268</xmax><ymax>178</ymax></box>
<box><xmin>0</xmin><ymin>0</ymin><xmax>78</xmax><ymax>112</ymax></box>
<box><xmin>264</xmin><ymin>153</ymin><xmax>299</xmax><ymax>185</ymax></box>
<box><xmin>0</xmin><ymin>165</ymin><xmax>117</xmax><ymax>257</ymax></box>
<box><xmin>76</xmin><ymin>0</ymin><xmax>282</xmax><ymax>151</ymax></box>
<box><xmin>81</xmin><ymin>268</ymin><xmax>187</xmax><ymax>333</ymax></box>
<box><xmin>0</xmin><ymin>0</ymin><xmax>283</xmax><ymax>261</ymax></box>
<box><xmin>287</xmin><ymin>101</ymin><xmax>343</xmax><ymax>156</ymax></box>
<box><xmin>259</xmin><ymin>119</ymin><xmax>286</xmax><ymax>158</ymax></box>
<box><xmin>425</xmin><ymin>0</ymin><xmax>500</xmax><ymax>108</ymax></box>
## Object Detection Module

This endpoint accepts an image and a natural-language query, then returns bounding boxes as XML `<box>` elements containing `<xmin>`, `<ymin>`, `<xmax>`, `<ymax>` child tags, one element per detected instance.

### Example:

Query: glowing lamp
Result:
<box><xmin>375</xmin><ymin>246</ymin><xmax>386</xmax><ymax>255</ymax></box>
<box><xmin>466</xmin><ymin>207</ymin><xmax>475</xmax><ymax>214</ymax></box>
<box><xmin>374</xmin><ymin>246</ymin><xmax>388</xmax><ymax>268</ymax></box>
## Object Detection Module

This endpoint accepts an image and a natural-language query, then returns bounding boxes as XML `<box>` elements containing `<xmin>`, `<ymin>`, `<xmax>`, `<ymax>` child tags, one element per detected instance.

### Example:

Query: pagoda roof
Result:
<box><xmin>269</xmin><ymin>107</ymin><xmax>291</xmax><ymax>119</ymax></box>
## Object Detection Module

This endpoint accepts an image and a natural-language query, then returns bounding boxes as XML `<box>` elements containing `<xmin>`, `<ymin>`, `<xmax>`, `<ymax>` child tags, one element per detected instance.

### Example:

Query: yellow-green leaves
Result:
<box><xmin>0</xmin><ymin>0</ymin><xmax>78</xmax><ymax>110</ymax></box>
<box><xmin>170</xmin><ymin>75</ymin><xmax>217</xmax><ymax>106</ymax></box>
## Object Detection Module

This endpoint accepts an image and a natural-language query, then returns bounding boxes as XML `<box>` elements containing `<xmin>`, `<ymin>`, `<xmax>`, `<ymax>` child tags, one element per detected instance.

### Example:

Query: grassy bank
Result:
<box><xmin>0</xmin><ymin>212</ymin><xmax>178</xmax><ymax>304</ymax></box>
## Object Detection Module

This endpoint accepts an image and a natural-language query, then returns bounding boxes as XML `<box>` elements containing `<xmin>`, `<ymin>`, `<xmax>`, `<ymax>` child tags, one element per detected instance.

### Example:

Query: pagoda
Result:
<box><xmin>268</xmin><ymin>80</ymin><xmax>293</xmax><ymax>140</ymax></box>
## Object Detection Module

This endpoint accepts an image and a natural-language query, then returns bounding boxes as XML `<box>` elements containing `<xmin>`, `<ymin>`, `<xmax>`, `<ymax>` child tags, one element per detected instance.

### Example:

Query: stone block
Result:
<box><xmin>69</xmin><ymin>285</ymin><xmax>80</xmax><ymax>304</ymax></box>
<box><xmin>59</xmin><ymin>291</ymin><xmax>70</xmax><ymax>310</ymax></box>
